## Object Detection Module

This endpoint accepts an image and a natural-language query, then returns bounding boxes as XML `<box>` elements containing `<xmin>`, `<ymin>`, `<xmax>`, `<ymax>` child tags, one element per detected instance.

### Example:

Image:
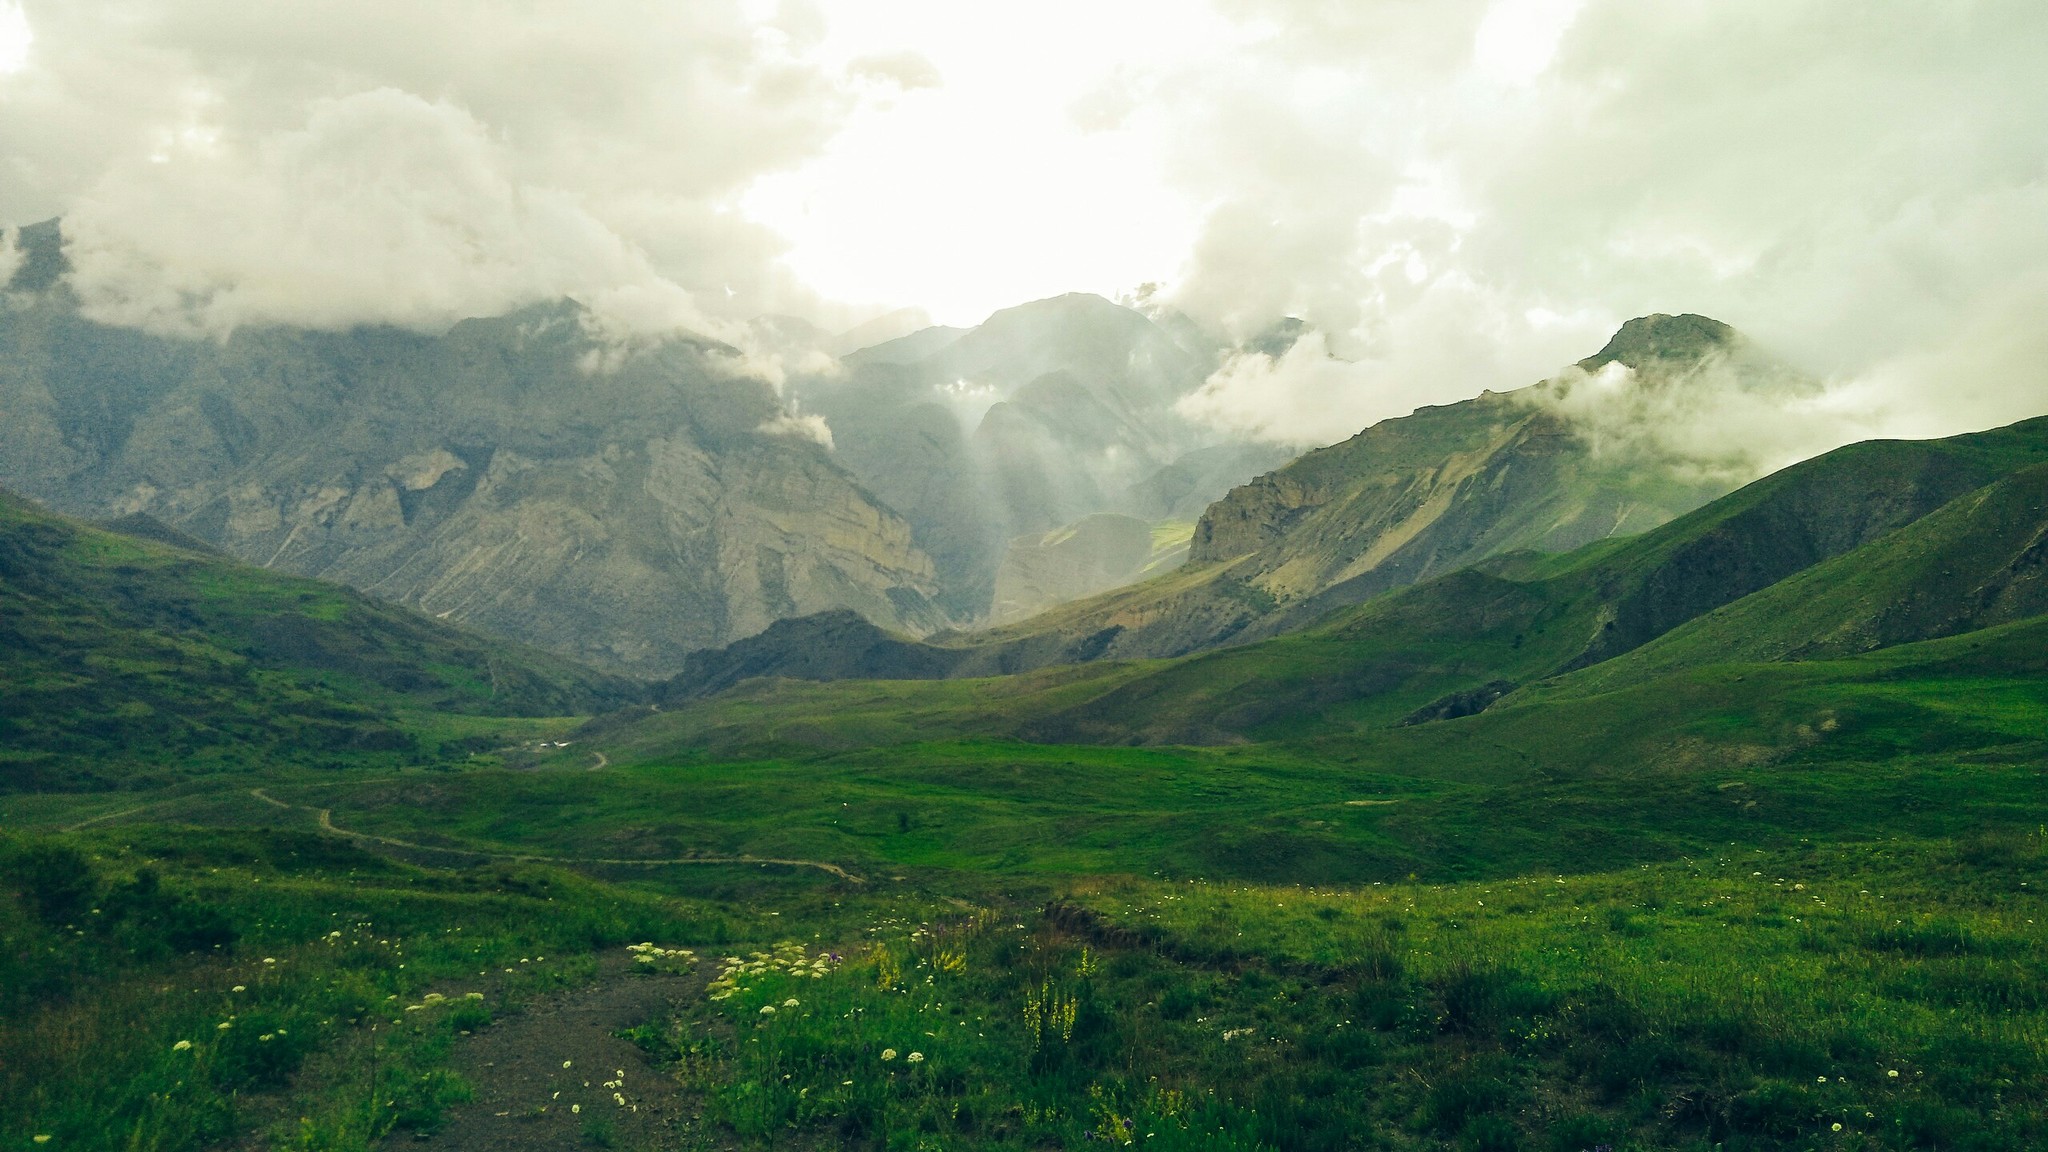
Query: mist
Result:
<box><xmin>1154</xmin><ymin>0</ymin><xmax>2048</xmax><ymax>456</ymax></box>
<box><xmin>1</xmin><ymin>0</ymin><xmax>2043</xmax><ymax>467</ymax></box>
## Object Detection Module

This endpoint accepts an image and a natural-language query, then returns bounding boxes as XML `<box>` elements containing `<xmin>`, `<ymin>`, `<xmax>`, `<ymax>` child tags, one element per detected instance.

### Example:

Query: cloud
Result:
<box><xmin>0</xmin><ymin>0</ymin><xmax>876</xmax><ymax>335</ymax></box>
<box><xmin>0</xmin><ymin>2</ymin><xmax>26</xmax><ymax>75</ymax></box>
<box><xmin>757</xmin><ymin>409</ymin><xmax>836</xmax><ymax>449</ymax></box>
<box><xmin>1520</xmin><ymin>354</ymin><xmax>1856</xmax><ymax>486</ymax></box>
<box><xmin>1159</xmin><ymin>0</ymin><xmax>2048</xmax><ymax>449</ymax></box>
<box><xmin>65</xmin><ymin>89</ymin><xmax>700</xmax><ymax>337</ymax></box>
<box><xmin>0</xmin><ymin>226</ymin><xmax>21</xmax><ymax>286</ymax></box>
<box><xmin>847</xmin><ymin>50</ymin><xmax>942</xmax><ymax>91</ymax></box>
<box><xmin>1177</xmin><ymin>274</ymin><xmax>1611</xmax><ymax>446</ymax></box>
<box><xmin>4</xmin><ymin>0</ymin><xmax>2044</xmax><ymax>462</ymax></box>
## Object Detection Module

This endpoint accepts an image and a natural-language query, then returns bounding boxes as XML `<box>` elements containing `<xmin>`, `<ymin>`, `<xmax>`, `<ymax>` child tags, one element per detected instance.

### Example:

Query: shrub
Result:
<box><xmin>1439</xmin><ymin>963</ymin><xmax>1556</xmax><ymax>1038</ymax></box>
<box><xmin>2</xmin><ymin>840</ymin><xmax>97</xmax><ymax>925</ymax></box>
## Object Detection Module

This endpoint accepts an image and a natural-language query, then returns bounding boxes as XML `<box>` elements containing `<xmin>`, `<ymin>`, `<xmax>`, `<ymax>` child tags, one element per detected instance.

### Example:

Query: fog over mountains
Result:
<box><xmin>0</xmin><ymin>222</ymin><xmax>1302</xmax><ymax>674</ymax></box>
<box><xmin>0</xmin><ymin>222</ymin><xmax>944</xmax><ymax>675</ymax></box>
<box><xmin>0</xmin><ymin>215</ymin><xmax>1875</xmax><ymax>678</ymax></box>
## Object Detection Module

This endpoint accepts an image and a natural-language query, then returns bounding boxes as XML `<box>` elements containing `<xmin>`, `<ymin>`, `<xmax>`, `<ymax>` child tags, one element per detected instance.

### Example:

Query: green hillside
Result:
<box><xmin>629</xmin><ymin>416</ymin><xmax>2048</xmax><ymax>748</ymax></box>
<box><xmin>13</xmin><ymin>600</ymin><xmax>2032</xmax><ymax>1149</ymax></box>
<box><xmin>0</xmin><ymin>488</ymin><xmax>640</xmax><ymax>789</ymax></box>
<box><xmin>5</xmin><ymin>399</ymin><xmax>2048</xmax><ymax>1150</ymax></box>
<box><xmin>1547</xmin><ymin>460</ymin><xmax>2048</xmax><ymax>695</ymax></box>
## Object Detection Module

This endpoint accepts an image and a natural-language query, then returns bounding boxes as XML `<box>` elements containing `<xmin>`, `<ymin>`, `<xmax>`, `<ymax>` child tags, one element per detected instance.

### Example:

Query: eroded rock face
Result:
<box><xmin>0</xmin><ymin>242</ymin><xmax>943</xmax><ymax>677</ymax></box>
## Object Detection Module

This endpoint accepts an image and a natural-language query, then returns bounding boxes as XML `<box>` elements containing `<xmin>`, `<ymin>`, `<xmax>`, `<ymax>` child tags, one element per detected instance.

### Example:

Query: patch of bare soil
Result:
<box><xmin>409</xmin><ymin>953</ymin><xmax>703</xmax><ymax>1151</ymax></box>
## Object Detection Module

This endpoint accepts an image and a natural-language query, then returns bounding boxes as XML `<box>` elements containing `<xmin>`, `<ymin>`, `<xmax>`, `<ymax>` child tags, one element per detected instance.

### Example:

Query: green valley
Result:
<box><xmin>5</xmin><ymin>413</ymin><xmax>2048</xmax><ymax>1152</ymax></box>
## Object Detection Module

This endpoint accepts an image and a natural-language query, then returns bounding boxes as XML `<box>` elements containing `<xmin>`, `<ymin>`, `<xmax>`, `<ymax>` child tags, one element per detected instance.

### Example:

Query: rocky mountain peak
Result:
<box><xmin>5</xmin><ymin>217</ymin><xmax>69</xmax><ymax>294</ymax></box>
<box><xmin>1577</xmin><ymin>313</ymin><xmax>1740</xmax><ymax>374</ymax></box>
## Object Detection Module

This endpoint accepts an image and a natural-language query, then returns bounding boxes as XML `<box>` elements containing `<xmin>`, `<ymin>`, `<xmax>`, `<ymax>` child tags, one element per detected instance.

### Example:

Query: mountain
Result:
<box><xmin>0</xmin><ymin>220</ymin><xmax>944</xmax><ymax>677</ymax></box>
<box><xmin>955</xmin><ymin>314</ymin><xmax>1788</xmax><ymax>663</ymax></box>
<box><xmin>988</xmin><ymin>513</ymin><xmax>1194</xmax><ymax>625</ymax></box>
<box><xmin>643</xmin><ymin>413</ymin><xmax>2048</xmax><ymax>743</ymax></box>
<box><xmin>795</xmin><ymin>293</ymin><xmax>1292</xmax><ymax>618</ymax></box>
<box><xmin>661</xmin><ymin>313</ymin><xmax>1814</xmax><ymax>685</ymax></box>
<box><xmin>661</xmin><ymin>609</ymin><xmax>961</xmax><ymax>700</ymax></box>
<box><xmin>0</xmin><ymin>486</ymin><xmax>636</xmax><ymax>789</ymax></box>
<box><xmin>1546</xmin><ymin>458</ymin><xmax>2048</xmax><ymax>695</ymax></box>
<box><xmin>1015</xmin><ymin>414</ymin><xmax>2048</xmax><ymax>744</ymax></box>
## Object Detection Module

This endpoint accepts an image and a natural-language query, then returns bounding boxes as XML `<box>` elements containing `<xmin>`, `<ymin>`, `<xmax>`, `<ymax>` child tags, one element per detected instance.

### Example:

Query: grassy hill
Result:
<box><xmin>0</xmin><ymin>488</ymin><xmax>641</xmax><ymax>789</ymax></box>
<box><xmin>5</xmin><ymin>397</ymin><xmax>2048</xmax><ymax>1150</ymax></box>
<box><xmin>1547</xmin><ymin>460</ymin><xmax>2048</xmax><ymax>695</ymax></box>
<box><xmin>632</xmin><ymin>415</ymin><xmax>2048</xmax><ymax>748</ymax></box>
<box><xmin>13</xmin><ymin>601</ymin><xmax>2031</xmax><ymax>1149</ymax></box>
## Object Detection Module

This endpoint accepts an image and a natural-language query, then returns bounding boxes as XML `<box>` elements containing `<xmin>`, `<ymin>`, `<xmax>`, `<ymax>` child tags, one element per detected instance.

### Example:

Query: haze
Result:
<box><xmin>1</xmin><ymin>0</ymin><xmax>2043</xmax><ymax>449</ymax></box>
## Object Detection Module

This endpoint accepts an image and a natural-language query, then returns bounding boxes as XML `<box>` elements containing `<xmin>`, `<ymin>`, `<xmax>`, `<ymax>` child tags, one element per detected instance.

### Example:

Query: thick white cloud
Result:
<box><xmin>65</xmin><ymin>89</ymin><xmax>708</xmax><ymax>337</ymax></box>
<box><xmin>0</xmin><ymin>0</ymin><xmax>889</xmax><ymax>336</ymax></box>
<box><xmin>1158</xmin><ymin>0</ymin><xmax>2048</xmax><ymax>451</ymax></box>
<box><xmin>2</xmin><ymin>0</ymin><xmax>2043</xmax><ymax>464</ymax></box>
<box><xmin>0</xmin><ymin>226</ymin><xmax>21</xmax><ymax>284</ymax></box>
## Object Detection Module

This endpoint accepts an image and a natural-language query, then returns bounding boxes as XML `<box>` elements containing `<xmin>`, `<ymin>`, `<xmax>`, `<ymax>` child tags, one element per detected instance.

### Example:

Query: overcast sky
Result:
<box><xmin>1</xmin><ymin>0</ymin><xmax>2044</xmax><ymax>452</ymax></box>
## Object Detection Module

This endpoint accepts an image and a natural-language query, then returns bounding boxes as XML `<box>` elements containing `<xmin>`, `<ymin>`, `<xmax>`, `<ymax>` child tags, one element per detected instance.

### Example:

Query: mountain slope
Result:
<box><xmin>952</xmin><ymin>314</ymin><xmax>1789</xmax><ymax>664</ymax></box>
<box><xmin>0</xmin><ymin>220</ymin><xmax>944</xmax><ymax>677</ymax></box>
<box><xmin>642</xmin><ymin>413</ymin><xmax>2048</xmax><ymax>744</ymax></box>
<box><xmin>664</xmin><ymin>314</ymin><xmax>1825</xmax><ymax>685</ymax></box>
<box><xmin>1023</xmin><ymin>415</ymin><xmax>2048</xmax><ymax>743</ymax></box>
<box><xmin>1550</xmin><ymin>459</ymin><xmax>2048</xmax><ymax>694</ymax></box>
<box><xmin>0</xmin><ymin>487</ymin><xmax>637</xmax><ymax>789</ymax></box>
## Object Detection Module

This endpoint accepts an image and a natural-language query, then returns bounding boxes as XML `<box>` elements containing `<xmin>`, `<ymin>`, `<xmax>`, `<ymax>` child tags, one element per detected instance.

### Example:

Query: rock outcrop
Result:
<box><xmin>0</xmin><ymin>222</ymin><xmax>943</xmax><ymax>677</ymax></box>
<box><xmin>650</xmin><ymin>314</ymin><xmax>1821</xmax><ymax>690</ymax></box>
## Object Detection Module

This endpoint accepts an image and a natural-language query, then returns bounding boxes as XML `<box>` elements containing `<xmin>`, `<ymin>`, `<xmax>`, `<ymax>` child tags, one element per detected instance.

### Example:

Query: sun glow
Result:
<box><xmin>0</xmin><ymin>2</ymin><xmax>31</xmax><ymax>75</ymax></box>
<box><xmin>741</xmin><ymin>0</ymin><xmax>1242</xmax><ymax>326</ymax></box>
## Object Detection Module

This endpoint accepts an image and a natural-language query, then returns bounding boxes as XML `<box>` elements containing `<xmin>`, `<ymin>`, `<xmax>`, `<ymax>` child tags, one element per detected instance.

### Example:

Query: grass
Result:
<box><xmin>0</xmin><ymin>825</ymin><xmax>731</xmax><ymax>1152</ymax></box>
<box><xmin>0</xmin><ymin>488</ymin><xmax>636</xmax><ymax>791</ymax></box>
<box><xmin>4</xmin><ymin>421</ymin><xmax>2048</xmax><ymax>1148</ymax></box>
<box><xmin>639</xmin><ymin>832</ymin><xmax>2048</xmax><ymax>1151</ymax></box>
<box><xmin>2</xmin><ymin>598</ymin><xmax>2041</xmax><ymax>1150</ymax></box>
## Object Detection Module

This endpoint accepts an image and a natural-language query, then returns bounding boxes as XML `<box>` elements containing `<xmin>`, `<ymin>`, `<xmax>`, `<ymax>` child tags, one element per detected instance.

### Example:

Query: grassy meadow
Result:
<box><xmin>5</xmin><ymin>612</ymin><xmax>2045</xmax><ymax>1149</ymax></box>
<box><xmin>0</xmin><ymin>825</ymin><xmax>732</xmax><ymax>1151</ymax></box>
<box><xmin>6</xmin><ymin>431</ymin><xmax>2048</xmax><ymax>1149</ymax></box>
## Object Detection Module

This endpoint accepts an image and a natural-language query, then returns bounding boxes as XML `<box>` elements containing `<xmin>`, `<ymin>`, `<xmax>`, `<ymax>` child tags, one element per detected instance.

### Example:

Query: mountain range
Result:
<box><xmin>662</xmin><ymin>312</ymin><xmax>1809</xmax><ymax>690</ymax></box>
<box><xmin>7</xmin><ymin>265</ymin><xmax>2047</xmax><ymax>1152</ymax></box>
<box><xmin>0</xmin><ymin>224</ymin><xmax>1301</xmax><ymax>674</ymax></box>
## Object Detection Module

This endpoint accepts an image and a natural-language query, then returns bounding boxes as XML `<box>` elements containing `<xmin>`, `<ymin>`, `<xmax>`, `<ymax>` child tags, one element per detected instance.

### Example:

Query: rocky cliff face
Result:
<box><xmin>0</xmin><ymin>223</ymin><xmax>943</xmax><ymax>677</ymax></box>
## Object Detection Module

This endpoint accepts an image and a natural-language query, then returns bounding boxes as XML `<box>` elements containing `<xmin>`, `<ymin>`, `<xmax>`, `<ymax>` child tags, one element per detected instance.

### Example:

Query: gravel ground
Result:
<box><xmin>410</xmin><ymin>952</ymin><xmax>705</xmax><ymax>1151</ymax></box>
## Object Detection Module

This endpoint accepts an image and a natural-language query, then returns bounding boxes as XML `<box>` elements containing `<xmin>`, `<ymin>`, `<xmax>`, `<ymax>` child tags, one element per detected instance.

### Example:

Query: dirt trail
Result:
<box><xmin>414</xmin><ymin>952</ymin><xmax>704</xmax><ymax>1151</ymax></box>
<box><xmin>63</xmin><ymin>805</ymin><xmax>149</xmax><ymax>832</ymax></box>
<box><xmin>247</xmin><ymin>789</ymin><xmax>865</xmax><ymax>882</ymax></box>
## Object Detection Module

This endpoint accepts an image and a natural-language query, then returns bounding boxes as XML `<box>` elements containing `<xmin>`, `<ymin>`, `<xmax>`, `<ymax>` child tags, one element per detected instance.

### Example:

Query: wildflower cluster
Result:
<box><xmin>908</xmin><ymin>908</ymin><xmax>994</xmax><ymax>973</ymax></box>
<box><xmin>401</xmin><ymin>990</ymin><xmax>485</xmax><ymax>1013</ymax></box>
<box><xmin>626</xmin><ymin>942</ymin><xmax>698</xmax><ymax>974</ymax></box>
<box><xmin>706</xmin><ymin>941</ymin><xmax>839</xmax><ymax>1000</ymax></box>
<box><xmin>1022</xmin><ymin>980</ymin><xmax>1079</xmax><ymax>1051</ymax></box>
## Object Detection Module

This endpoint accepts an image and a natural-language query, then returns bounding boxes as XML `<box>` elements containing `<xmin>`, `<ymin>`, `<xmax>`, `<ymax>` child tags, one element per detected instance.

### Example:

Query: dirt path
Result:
<box><xmin>412</xmin><ymin>952</ymin><xmax>704</xmax><ymax>1151</ymax></box>
<box><xmin>63</xmin><ymin>805</ymin><xmax>149</xmax><ymax>832</ymax></box>
<box><xmin>247</xmin><ymin>789</ymin><xmax>865</xmax><ymax>883</ymax></box>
